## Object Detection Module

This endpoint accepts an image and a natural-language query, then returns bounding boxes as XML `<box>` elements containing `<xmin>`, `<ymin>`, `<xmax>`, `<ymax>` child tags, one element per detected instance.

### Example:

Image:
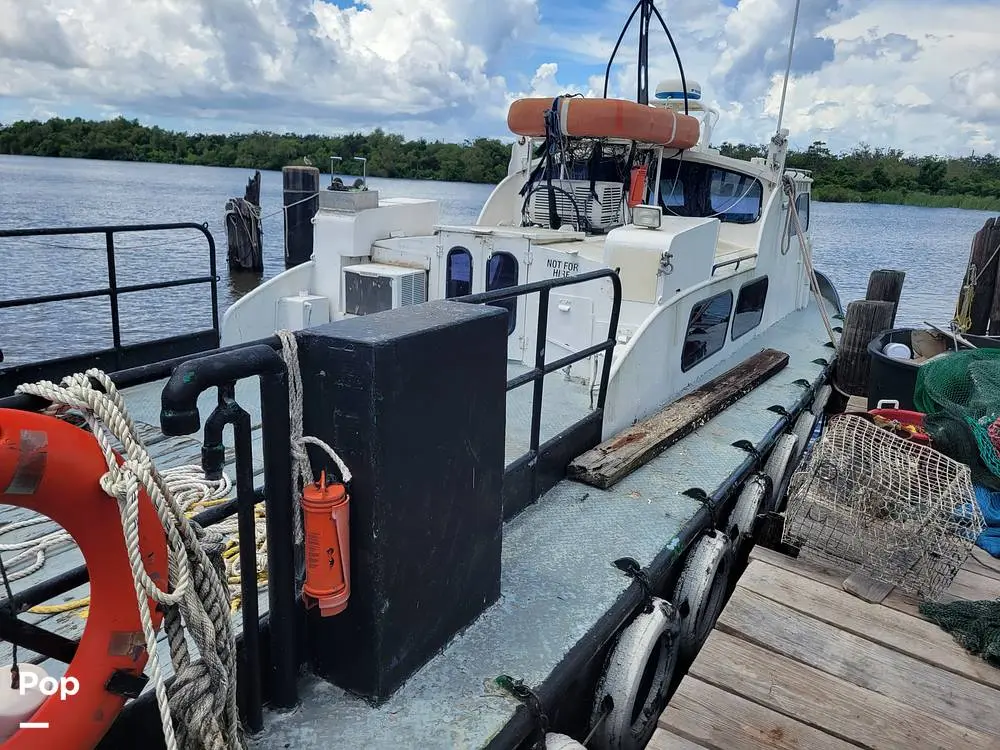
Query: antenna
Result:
<box><xmin>603</xmin><ymin>0</ymin><xmax>688</xmax><ymax>114</ymax></box>
<box><xmin>775</xmin><ymin>0</ymin><xmax>802</xmax><ymax>135</ymax></box>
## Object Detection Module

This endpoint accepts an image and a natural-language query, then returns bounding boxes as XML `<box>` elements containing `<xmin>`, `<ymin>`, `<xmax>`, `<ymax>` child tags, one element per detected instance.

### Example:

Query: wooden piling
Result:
<box><xmin>961</xmin><ymin>217</ymin><xmax>1000</xmax><ymax>334</ymax></box>
<box><xmin>283</xmin><ymin>166</ymin><xmax>320</xmax><ymax>269</ymax></box>
<box><xmin>865</xmin><ymin>269</ymin><xmax>905</xmax><ymax>328</ymax></box>
<box><xmin>224</xmin><ymin>170</ymin><xmax>263</xmax><ymax>273</ymax></box>
<box><xmin>835</xmin><ymin>299</ymin><xmax>895</xmax><ymax>396</ymax></box>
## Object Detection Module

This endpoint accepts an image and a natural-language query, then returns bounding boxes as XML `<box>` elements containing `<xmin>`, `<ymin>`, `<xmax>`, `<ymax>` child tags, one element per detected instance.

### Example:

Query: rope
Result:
<box><xmin>786</xmin><ymin>179</ymin><xmax>838</xmax><ymax>348</ymax></box>
<box><xmin>14</xmin><ymin>371</ymin><xmax>244</xmax><ymax>750</ymax></box>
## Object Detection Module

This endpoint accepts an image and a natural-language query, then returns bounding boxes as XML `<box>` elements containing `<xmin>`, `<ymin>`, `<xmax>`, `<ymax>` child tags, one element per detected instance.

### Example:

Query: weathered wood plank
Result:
<box><xmin>647</xmin><ymin>727</ymin><xmax>708</xmax><ymax>750</ymax></box>
<box><xmin>716</xmin><ymin>588</ymin><xmax>1000</xmax><ymax>736</ymax></box>
<box><xmin>658</xmin><ymin>676</ymin><xmax>856</xmax><ymax>750</ymax></box>
<box><xmin>568</xmin><ymin>348</ymin><xmax>789</xmax><ymax>490</ymax></box>
<box><xmin>748</xmin><ymin>545</ymin><xmax>927</xmax><ymax>617</ymax></box>
<box><xmin>841</xmin><ymin>570</ymin><xmax>895</xmax><ymax>603</ymax></box>
<box><xmin>946</xmin><ymin>568</ymin><xmax>1000</xmax><ymax>602</ymax></box>
<box><xmin>835</xmin><ymin>299</ymin><xmax>895</xmax><ymax>396</ymax></box>
<box><xmin>966</xmin><ymin>546</ymin><xmax>1000</xmax><ymax>580</ymax></box>
<box><xmin>865</xmin><ymin>269</ymin><xmax>906</xmax><ymax>328</ymax></box>
<box><xmin>692</xmin><ymin>629</ymin><xmax>997</xmax><ymax>750</ymax></box>
<box><xmin>737</xmin><ymin>560</ymin><xmax>1000</xmax><ymax>689</ymax></box>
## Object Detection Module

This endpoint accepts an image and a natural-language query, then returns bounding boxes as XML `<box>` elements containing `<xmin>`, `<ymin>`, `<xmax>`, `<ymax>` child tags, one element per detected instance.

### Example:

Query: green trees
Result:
<box><xmin>1</xmin><ymin>117</ymin><xmax>998</xmax><ymax>208</ymax></box>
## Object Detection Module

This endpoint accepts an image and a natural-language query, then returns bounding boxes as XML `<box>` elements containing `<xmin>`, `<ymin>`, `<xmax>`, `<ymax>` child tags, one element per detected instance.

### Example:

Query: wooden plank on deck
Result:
<box><xmin>658</xmin><ymin>676</ymin><xmax>857</xmax><ymax>750</ymax></box>
<box><xmin>715</xmin><ymin>587</ymin><xmax>1000</xmax><ymax>737</ymax></box>
<box><xmin>691</xmin><ymin>629</ymin><xmax>997</xmax><ymax>750</ymax></box>
<box><xmin>568</xmin><ymin>348</ymin><xmax>789</xmax><ymax>489</ymax></box>
<box><xmin>647</xmin><ymin>727</ymin><xmax>707</xmax><ymax>750</ymax></box>
<box><xmin>737</xmin><ymin>558</ymin><xmax>1000</xmax><ymax>689</ymax></box>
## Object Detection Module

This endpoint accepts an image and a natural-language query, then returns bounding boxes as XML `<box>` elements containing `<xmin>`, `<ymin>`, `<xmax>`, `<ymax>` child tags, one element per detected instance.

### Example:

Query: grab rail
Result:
<box><xmin>0</xmin><ymin>222</ymin><xmax>220</xmax><ymax>396</ymax></box>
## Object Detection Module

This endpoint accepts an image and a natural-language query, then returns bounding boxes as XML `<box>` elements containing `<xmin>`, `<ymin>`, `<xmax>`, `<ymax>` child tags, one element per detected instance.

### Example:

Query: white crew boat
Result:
<box><xmin>221</xmin><ymin>78</ymin><xmax>826</xmax><ymax>442</ymax></box>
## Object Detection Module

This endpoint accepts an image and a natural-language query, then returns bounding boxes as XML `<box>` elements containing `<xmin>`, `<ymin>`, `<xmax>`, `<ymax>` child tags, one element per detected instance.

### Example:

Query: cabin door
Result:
<box><xmin>485</xmin><ymin>246</ymin><xmax>528</xmax><ymax>361</ymax></box>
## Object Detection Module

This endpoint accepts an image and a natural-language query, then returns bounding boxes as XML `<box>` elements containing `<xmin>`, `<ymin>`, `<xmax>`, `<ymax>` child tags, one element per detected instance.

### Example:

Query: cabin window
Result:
<box><xmin>731</xmin><ymin>277</ymin><xmax>768</xmax><ymax>340</ymax></box>
<box><xmin>795</xmin><ymin>192</ymin><xmax>810</xmax><ymax>231</ymax></box>
<box><xmin>681</xmin><ymin>290</ymin><xmax>733</xmax><ymax>372</ymax></box>
<box><xmin>486</xmin><ymin>252</ymin><xmax>519</xmax><ymax>335</ymax></box>
<box><xmin>658</xmin><ymin>160</ymin><xmax>763</xmax><ymax>224</ymax></box>
<box><xmin>708</xmin><ymin>168</ymin><xmax>762</xmax><ymax>223</ymax></box>
<box><xmin>446</xmin><ymin>247</ymin><xmax>473</xmax><ymax>298</ymax></box>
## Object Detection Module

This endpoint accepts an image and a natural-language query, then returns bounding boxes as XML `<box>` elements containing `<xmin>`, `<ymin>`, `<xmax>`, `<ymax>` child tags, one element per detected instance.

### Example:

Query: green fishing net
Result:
<box><xmin>919</xmin><ymin>599</ymin><xmax>1000</xmax><ymax>667</ymax></box>
<box><xmin>914</xmin><ymin>349</ymin><xmax>1000</xmax><ymax>488</ymax></box>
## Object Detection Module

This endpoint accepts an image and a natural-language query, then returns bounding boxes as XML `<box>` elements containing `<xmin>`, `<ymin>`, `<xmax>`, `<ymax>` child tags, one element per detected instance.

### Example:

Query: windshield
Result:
<box><xmin>658</xmin><ymin>159</ymin><xmax>763</xmax><ymax>224</ymax></box>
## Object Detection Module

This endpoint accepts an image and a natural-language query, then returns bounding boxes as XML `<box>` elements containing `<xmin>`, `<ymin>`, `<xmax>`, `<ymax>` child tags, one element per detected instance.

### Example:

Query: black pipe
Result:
<box><xmin>202</xmin><ymin>394</ymin><xmax>264</xmax><ymax>732</ymax></box>
<box><xmin>158</xmin><ymin>344</ymin><xmax>298</xmax><ymax>710</ymax></box>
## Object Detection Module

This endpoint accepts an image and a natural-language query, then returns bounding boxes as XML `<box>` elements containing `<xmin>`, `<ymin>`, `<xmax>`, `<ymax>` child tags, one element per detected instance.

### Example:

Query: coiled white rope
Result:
<box><xmin>14</xmin><ymin>370</ymin><xmax>244</xmax><ymax>750</ymax></box>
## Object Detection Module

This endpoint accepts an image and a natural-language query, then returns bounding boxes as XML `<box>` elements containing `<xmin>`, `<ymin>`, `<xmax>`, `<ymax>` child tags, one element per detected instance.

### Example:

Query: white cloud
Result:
<box><xmin>0</xmin><ymin>0</ymin><xmax>997</xmax><ymax>156</ymax></box>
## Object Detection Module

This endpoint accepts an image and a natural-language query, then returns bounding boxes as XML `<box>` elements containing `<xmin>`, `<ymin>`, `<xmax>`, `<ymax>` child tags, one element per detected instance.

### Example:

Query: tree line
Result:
<box><xmin>2</xmin><ymin>117</ymin><xmax>999</xmax><ymax>210</ymax></box>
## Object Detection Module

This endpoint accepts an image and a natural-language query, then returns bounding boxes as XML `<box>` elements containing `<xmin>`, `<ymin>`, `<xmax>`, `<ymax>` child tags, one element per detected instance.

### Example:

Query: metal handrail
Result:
<box><xmin>0</xmin><ymin>222</ymin><xmax>220</xmax><ymax>376</ymax></box>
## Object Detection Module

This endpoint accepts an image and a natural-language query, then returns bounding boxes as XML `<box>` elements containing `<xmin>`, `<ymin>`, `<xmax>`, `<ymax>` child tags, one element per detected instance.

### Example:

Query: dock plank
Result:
<box><xmin>715</xmin><ymin>586</ymin><xmax>1000</xmax><ymax>736</ymax></box>
<box><xmin>691</xmin><ymin>629</ymin><xmax>997</xmax><ymax>750</ymax></box>
<box><xmin>946</xmin><ymin>568</ymin><xmax>1000</xmax><ymax>602</ymax></box>
<box><xmin>965</xmin><ymin>547</ymin><xmax>1000</xmax><ymax>581</ymax></box>
<box><xmin>737</xmin><ymin>558</ymin><xmax>1000</xmax><ymax>689</ymax></box>
<box><xmin>568</xmin><ymin>348</ymin><xmax>789</xmax><ymax>489</ymax></box>
<box><xmin>658</xmin><ymin>676</ymin><xmax>856</xmax><ymax>750</ymax></box>
<box><xmin>647</xmin><ymin>727</ymin><xmax>708</xmax><ymax>750</ymax></box>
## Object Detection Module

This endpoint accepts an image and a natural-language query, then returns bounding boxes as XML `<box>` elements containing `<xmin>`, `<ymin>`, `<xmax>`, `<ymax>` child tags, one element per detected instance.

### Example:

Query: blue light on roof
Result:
<box><xmin>655</xmin><ymin>90</ymin><xmax>702</xmax><ymax>101</ymax></box>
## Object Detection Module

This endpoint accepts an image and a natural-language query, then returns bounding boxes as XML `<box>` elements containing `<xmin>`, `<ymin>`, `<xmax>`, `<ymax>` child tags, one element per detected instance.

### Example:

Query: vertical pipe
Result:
<box><xmin>530</xmin><ymin>288</ymin><xmax>550</xmax><ymax>456</ymax></box>
<box><xmin>597</xmin><ymin>274</ymin><xmax>623</xmax><ymax>412</ymax></box>
<box><xmin>232</xmin><ymin>403</ymin><xmax>263</xmax><ymax>732</ymax></box>
<box><xmin>205</xmin><ymin>223</ymin><xmax>221</xmax><ymax>339</ymax></box>
<box><xmin>257</xmin><ymin>369</ymin><xmax>297</xmax><ymax>709</ymax></box>
<box><xmin>105</xmin><ymin>231</ymin><xmax>122</xmax><ymax>368</ymax></box>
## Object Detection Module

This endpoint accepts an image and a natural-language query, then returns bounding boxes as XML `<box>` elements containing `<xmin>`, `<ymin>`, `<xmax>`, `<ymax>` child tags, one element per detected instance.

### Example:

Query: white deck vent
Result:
<box><xmin>343</xmin><ymin>263</ymin><xmax>428</xmax><ymax>317</ymax></box>
<box><xmin>528</xmin><ymin>180</ymin><xmax>624</xmax><ymax>232</ymax></box>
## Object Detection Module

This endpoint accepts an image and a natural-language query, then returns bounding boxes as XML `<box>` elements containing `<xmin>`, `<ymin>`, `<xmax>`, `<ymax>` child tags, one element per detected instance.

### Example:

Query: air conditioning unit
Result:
<box><xmin>528</xmin><ymin>180</ymin><xmax>624</xmax><ymax>232</ymax></box>
<box><xmin>342</xmin><ymin>263</ymin><xmax>428</xmax><ymax>316</ymax></box>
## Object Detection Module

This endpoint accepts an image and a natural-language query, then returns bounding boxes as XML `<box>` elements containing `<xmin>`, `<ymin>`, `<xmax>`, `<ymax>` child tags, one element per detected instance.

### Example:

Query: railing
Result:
<box><xmin>711</xmin><ymin>252</ymin><xmax>758</xmax><ymax>275</ymax></box>
<box><xmin>0</xmin><ymin>222</ymin><xmax>220</xmax><ymax>396</ymax></box>
<box><xmin>0</xmin><ymin>336</ymin><xmax>293</xmax><ymax>734</ymax></box>
<box><xmin>459</xmin><ymin>268</ymin><xmax>622</xmax><ymax>516</ymax></box>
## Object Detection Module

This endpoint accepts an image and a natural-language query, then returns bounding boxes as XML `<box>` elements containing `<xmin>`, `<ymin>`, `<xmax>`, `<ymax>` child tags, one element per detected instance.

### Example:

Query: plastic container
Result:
<box><xmin>867</xmin><ymin>329</ymin><xmax>923</xmax><ymax>410</ymax></box>
<box><xmin>868</xmin><ymin>403</ymin><xmax>930</xmax><ymax>444</ymax></box>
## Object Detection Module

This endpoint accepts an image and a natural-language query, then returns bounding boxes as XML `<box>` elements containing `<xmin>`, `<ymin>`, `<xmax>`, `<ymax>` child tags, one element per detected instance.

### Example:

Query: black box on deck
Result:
<box><xmin>297</xmin><ymin>300</ymin><xmax>507</xmax><ymax>701</ymax></box>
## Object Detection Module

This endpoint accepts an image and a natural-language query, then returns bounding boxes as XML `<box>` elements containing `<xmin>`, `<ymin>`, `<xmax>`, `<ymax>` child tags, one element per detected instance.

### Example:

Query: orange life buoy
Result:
<box><xmin>0</xmin><ymin>408</ymin><xmax>168</xmax><ymax>749</ymax></box>
<box><xmin>507</xmin><ymin>96</ymin><xmax>701</xmax><ymax>149</ymax></box>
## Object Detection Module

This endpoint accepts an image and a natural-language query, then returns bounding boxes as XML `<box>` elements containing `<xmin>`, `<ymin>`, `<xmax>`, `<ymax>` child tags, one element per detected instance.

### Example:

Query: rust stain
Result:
<box><xmin>609</xmin><ymin>430</ymin><xmax>646</xmax><ymax>450</ymax></box>
<box><xmin>768</xmin><ymin>727</ymin><xmax>785</xmax><ymax>742</ymax></box>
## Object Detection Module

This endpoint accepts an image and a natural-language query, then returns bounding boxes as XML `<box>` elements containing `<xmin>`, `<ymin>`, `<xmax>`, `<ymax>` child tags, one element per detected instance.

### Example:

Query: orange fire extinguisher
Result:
<box><xmin>301</xmin><ymin>470</ymin><xmax>350</xmax><ymax>616</ymax></box>
<box><xmin>628</xmin><ymin>164</ymin><xmax>648</xmax><ymax>207</ymax></box>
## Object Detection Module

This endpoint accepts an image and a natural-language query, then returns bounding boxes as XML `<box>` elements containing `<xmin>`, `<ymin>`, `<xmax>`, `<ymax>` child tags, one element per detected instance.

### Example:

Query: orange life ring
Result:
<box><xmin>0</xmin><ymin>409</ymin><xmax>168</xmax><ymax>749</ymax></box>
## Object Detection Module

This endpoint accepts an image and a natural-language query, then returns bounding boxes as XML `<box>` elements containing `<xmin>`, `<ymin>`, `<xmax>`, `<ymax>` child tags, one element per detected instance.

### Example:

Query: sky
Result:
<box><xmin>0</xmin><ymin>0</ymin><xmax>997</xmax><ymax>156</ymax></box>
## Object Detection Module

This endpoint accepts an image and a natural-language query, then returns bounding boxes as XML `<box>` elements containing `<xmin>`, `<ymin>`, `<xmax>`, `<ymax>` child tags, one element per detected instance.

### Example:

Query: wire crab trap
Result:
<box><xmin>782</xmin><ymin>414</ymin><xmax>984</xmax><ymax>600</ymax></box>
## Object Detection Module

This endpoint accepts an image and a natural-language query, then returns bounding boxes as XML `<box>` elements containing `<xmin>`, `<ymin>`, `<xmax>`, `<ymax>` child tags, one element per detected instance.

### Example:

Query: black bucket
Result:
<box><xmin>866</xmin><ymin>329</ymin><xmax>927</xmax><ymax>411</ymax></box>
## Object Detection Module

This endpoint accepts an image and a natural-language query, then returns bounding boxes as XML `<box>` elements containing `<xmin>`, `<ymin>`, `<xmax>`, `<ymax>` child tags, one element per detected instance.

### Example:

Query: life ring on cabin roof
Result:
<box><xmin>507</xmin><ymin>97</ymin><xmax>701</xmax><ymax>150</ymax></box>
<box><xmin>0</xmin><ymin>409</ymin><xmax>168</xmax><ymax>750</ymax></box>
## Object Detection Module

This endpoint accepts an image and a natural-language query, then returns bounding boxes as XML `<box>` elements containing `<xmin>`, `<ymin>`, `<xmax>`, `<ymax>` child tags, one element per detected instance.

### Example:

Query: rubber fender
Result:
<box><xmin>672</xmin><ymin>529</ymin><xmax>733</xmax><ymax>661</ymax></box>
<box><xmin>790</xmin><ymin>410</ymin><xmax>817</xmax><ymax>467</ymax></box>
<box><xmin>763</xmin><ymin>432</ymin><xmax>798</xmax><ymax>513</ymax></box>
<box><xmin>590</xmin><ymin>597</ymin><xmax>680</xmax><ymax>750</ymax></box>
<box><xmin>545</xmin><ymin>733</ymin><xmax>587</xmax><ymax>749</ymax></box>
<box><xmin>726</xmin><ymin>473</ymin><xmax>769</xmax><ymax>545</ymax></box>
<box><xmin>811</xmin><ymin>384</ymin><xmax>832</xmax><ymax>417</ymax></box>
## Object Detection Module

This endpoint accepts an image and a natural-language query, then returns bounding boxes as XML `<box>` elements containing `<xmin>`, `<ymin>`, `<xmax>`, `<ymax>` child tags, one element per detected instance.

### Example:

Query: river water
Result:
<box><xmin>0</xmin><ymin>154</ymin><xmax>996</xmax><ymax>366</ymax></box>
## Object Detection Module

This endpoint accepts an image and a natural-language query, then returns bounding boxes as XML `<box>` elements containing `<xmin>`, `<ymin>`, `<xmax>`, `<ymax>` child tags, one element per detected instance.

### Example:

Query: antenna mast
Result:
<box><xmin>775</xmin><ymin>0</ymin><xmax>801</xmax><ymax>135</ymax></box>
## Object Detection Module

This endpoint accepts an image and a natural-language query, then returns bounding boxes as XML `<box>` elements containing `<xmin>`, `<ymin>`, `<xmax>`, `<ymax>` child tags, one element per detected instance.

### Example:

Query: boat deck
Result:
<box><xmin>654</xmin><ymin>544</ymin><xmax>1000</xmax><ymax>749</ymax></box>
<box><xmin>3</xmin><ymin>294</ymin><xmax>838</xmax><ymax>748</ymax></box>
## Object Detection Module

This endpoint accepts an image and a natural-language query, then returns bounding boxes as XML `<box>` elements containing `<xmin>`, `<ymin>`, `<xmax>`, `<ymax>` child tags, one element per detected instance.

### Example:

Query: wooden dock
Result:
<box><xmin>653</xmin><ymin>544</ymin><xmax>1000</xmax><ymax>749</ymax></box>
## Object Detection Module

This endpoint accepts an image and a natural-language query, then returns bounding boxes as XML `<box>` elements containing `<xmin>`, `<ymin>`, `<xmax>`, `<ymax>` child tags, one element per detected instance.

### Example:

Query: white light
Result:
<box><xmin>632</xmin><ymin>204</ymin><xmax>662</xmax><ymax>229</ymax></box>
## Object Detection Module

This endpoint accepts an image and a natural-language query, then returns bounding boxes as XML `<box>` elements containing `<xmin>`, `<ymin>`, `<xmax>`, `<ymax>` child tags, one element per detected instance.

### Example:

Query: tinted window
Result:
<box><xmin>681</xmin><ymin>290</ymin><xmax>733</xmax><ymax>372</ymax></box>
<box><xmin>486</xmin><ymin>252</ymin><xmax>519</xmax><ymax>335</ymax></box>
<box><xmin>446</xmin><ymin>247</ymin><xmax>473</xmax><ymax>298</ymax></box>
<box><xmin>732</xmin><ymin>277</ymin><xmax>768</xmax><ymax>340</ymax></box>
<box><xmin>795</xmin><ymin>192</ymin><xmax>810</xmax><ymax>231</ymax></box>
<box><xmin>709</xmin><ymin>168</ymin><xmax>762</xmax><ymax>223</ymax></box>
<box><xmin>658</xmin><ymin>160</ymin><xmax>763</xmax><ymax>224</ymax></box>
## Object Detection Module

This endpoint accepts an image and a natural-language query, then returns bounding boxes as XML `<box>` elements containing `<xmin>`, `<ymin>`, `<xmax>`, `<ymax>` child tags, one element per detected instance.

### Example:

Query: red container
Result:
<box><xmin>868</xmin><ymin>408</ymin><xmax>930</xmax><ymax>444</ymax></box>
